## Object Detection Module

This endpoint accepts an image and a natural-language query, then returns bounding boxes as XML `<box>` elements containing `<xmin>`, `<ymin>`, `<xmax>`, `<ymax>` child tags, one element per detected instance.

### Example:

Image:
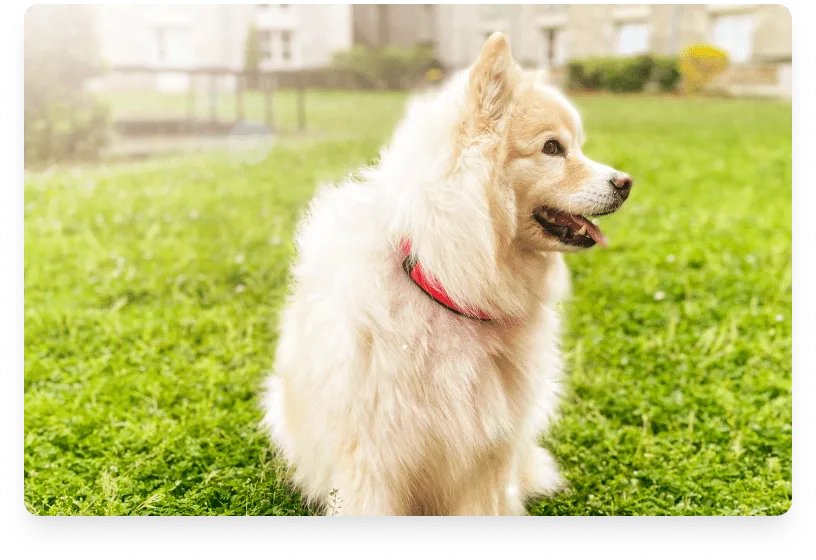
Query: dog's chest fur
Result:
<box><xmin>267</xmin><ymin>169</ymin><xmax>567</xmax><ymax>513</ymax></box>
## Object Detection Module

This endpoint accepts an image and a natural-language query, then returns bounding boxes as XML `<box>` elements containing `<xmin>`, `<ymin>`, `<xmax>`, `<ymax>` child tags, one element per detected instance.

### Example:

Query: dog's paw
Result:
<box><xmin>522</xmin><ymin>446</ymin><xmax>567</xmax><ymax>498</ymax></box>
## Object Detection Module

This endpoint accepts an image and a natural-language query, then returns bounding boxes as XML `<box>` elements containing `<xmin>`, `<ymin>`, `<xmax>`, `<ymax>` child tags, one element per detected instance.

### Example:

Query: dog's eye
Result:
<box><xmin>542</xmin><ymin>139</ymin><xmax>564</xmax><ymax>156</ymax></box>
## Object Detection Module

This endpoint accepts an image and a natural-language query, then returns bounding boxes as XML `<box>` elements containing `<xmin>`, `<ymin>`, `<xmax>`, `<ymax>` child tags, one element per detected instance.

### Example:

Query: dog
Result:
<box><xmin>262</xmin><ymin>32</ymin><xmax>632</xmax><ymax>515</ymax></box>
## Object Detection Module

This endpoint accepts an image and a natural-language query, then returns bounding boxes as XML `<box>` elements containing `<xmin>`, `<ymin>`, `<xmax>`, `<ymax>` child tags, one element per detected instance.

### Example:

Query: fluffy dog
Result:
<box><xmin>262</xmin><ymin>32</ymin><xmax>632</xmax><ymax>515</ymax></box>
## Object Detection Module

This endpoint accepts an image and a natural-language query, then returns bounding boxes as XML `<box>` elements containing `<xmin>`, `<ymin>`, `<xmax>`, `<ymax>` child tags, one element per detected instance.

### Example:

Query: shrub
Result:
<box><xmin>568</xmin><ymin>54</ymin><xmax>681</xmax><ymax>93</ymax></box>
<box><xmin>650</xmin><ymin>56</ymin><xmax>681</xmax><ymax>91</ymax></box>
<box><xmin>568</xmin><ymin>59</ymin><xmax>602</xmax><ymax>90</ymax></box>
<box><xmin>25</xmin><ymin>94</ymin><xmax>108</xmax><ymax>164</ymax></box>
<box><xmin>600</xmin><ymin>55</ymin><xmax>654</xmax><ymax>92</ymax></box>
<box><xmin>569</xmin><ymin>56</ymin><xmax>652</xmax><ymax>92</ymax></box>
<box><xmin>331</xmin><ymin>44</ymin><xmax>441</xmax><ymax>90</ymax></box>
<box><xmin>24</xmin><ymin>5</ymin><xmax>109</xmax><ymax>165</ymax></box>
<box><xmin>679</xmin><ymin>44</ymin><xmax>729</xmax><ymax>94</ymax></box>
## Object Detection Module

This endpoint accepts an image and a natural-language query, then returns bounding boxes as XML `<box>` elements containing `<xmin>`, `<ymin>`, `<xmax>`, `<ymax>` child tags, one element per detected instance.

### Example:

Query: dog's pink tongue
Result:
<box><xmin>547</xmin><ymin>211</ymin><xmax>608</xmax><ymax>248</ymax></box>
<box><xmin>571</xmin><ymin>215</ymin><xmax>608</xmax><ymax>248</ymax></box>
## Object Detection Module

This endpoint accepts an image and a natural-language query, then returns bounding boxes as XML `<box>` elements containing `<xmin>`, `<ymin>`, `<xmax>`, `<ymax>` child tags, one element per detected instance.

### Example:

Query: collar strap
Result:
<box><xmin>399</xmin><ymin>239</ymin><xmax>495</xmax><ymax>321</ymax></box>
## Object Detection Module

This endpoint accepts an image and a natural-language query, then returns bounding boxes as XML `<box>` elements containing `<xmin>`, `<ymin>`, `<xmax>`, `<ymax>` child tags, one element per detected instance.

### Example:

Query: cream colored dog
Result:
<box><xmin>262</xmin><ymin>33</ymin><xmax>632</xmax><ymax>515</ymax></box>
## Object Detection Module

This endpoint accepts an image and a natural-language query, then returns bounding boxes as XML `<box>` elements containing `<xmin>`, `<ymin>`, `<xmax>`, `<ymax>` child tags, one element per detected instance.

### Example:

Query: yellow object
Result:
<box><xmin>426</xmin><ymin>68</ymin><xmax>442</xmax><ymax>82</ymax></box>
<box><xmin>679</xmin><ymin>44</ymin><xmax>729</xmax><ymax>94</ymax></box>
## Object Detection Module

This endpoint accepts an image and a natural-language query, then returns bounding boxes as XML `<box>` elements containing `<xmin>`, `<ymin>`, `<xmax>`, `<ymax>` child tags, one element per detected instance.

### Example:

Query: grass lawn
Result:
<box><xmin>24</xmin><ymin>92</ymin><xmax>791</xmax><ymax>515</ymax></box>
<box><xmin>99</xmin><ymin>89</ymin><xmax>410</xmax><ymax>138</ymax></box>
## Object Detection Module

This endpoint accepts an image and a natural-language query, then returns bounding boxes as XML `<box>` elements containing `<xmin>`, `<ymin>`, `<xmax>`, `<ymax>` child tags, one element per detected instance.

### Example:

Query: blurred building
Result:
<box><xmin>352</xmin><ymin>4</ymin><xmax>436</xmax><ymax>48</ymax></box>
<box><xmin>435</xmin><ymin>4</ymin><xmax>791</xmax><ymax>97</ymax></box>
<box><xmin>89</xmin><ymin>4</ymin><xmax>791</xmax><ymax>98</ymax></box>
<box><xmin>90</xmin><ymin>4</ymin><xmax>435</xmax><ymax>92</ymax></box>
<box><xmin>91</xmin><ymin>4</ymin><xmax>353</xmax><ymax>91</ymax></box>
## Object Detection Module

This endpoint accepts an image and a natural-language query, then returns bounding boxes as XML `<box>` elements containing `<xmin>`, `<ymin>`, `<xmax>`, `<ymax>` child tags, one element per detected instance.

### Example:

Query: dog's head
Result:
<box><xmin>467</xmin><ymin>32</ymin><xmax>632</xmax><ymax>253</ymax></box>
<box><xmin>380</xmin><ymin>32</ymin><xmax>633</xmax><ymax>316</ymax></box>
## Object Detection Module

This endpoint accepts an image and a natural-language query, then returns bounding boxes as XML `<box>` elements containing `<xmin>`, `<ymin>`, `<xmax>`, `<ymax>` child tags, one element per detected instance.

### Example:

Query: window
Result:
<box><xmin>709</xmin><ymin>13</ymin><xmax>754</xmax><ymax>63</ymax></box>
<box><xmin>153</xmin><ymin>25</ymin><xmax>191</xmax><ymax>66</ymax></box>
<box><xmin>281</xmin><ymin>30</ymin><xmax>292</xmax><ymax>62</ymax></box>
<box><xmin>541</xmin><ymin>27</ymin><xmax>568</xmax><ymax>68</ymax></box>
<box><xmin>258</xmin><ymin>30</ymin><xmax>272</xmax><ymax>60</ymax></box>
<box><xmin>258</xmin><ymin>30</ymin><xmax>294</xmax><ymax>65</ymax></box>
<box><xmin>616</xmin><ymin>22</ymin><xmax>649</xmax><ymax>55</ymax></box>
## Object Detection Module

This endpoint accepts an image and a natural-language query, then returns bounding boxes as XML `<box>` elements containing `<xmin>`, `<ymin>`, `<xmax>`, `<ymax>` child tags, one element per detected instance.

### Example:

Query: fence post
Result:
<box><xmin>264</xmin><ymin>74</ymin><xmax>275</xmax><ymax>132</ymax></box>
<box><xmin>186</xmin><ymin>72</ymin><xmax>195</xmax><ymax>134</ymax></box>
<box><xmin>297</xmin><ymin>83</ymin><xmax>305</xmax><ymax>132</ymax></box>
<box><xmin>209</xmin><ymin>72</ymin><xmax>218</xmax><ymax>124</ymax></box>
<box><xmin>236</xmin><ymin>73</ymin><xmax>244</xmax><ymax>123</ymax></box>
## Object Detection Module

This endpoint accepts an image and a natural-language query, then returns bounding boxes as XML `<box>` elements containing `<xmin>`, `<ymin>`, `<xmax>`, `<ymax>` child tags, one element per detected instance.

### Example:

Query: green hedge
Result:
<box><xmin>25</xmin><ymin>5</ymin><xmax>109</xmax><ymax>165</ymax></box>
<box><xmin>651</xmin><ymin>56</ymin><xmax>682</xmax><ymax>92</ymax></box>
<box><xmin>25</xmin><ymin>94</ymin><xmax>108</xmax><ymax>164</ymax></box>
<box><xmin>331</xmin><ymin>44</ymin><xmax>442</xmax><ymax>90</ymax></box>
<box><xmin>568</xmin><ymin>54</ymin><xmax>681</xmax><ymax>93</ymax></box>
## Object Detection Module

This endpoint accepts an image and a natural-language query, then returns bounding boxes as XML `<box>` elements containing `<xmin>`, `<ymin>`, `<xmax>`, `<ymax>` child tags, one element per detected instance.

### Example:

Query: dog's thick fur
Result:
<box><xmin>262</xmin><ymin>33</ymin><xmax>630</xmax><ymax>515</ymax></box>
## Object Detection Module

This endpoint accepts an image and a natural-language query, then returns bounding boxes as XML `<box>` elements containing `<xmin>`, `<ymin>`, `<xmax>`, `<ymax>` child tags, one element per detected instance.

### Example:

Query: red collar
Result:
<box><xmin>399</xmin><ymin>239</ymin><xmax>495</xmax><ymax>321</ymax></box>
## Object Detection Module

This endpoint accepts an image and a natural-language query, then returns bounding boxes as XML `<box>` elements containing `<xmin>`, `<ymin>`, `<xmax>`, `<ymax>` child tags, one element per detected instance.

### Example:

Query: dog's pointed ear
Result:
<box><xmin>468</xmin><ymin>32</ymin><xmax>520</xmax><ymax>122</ymax></box>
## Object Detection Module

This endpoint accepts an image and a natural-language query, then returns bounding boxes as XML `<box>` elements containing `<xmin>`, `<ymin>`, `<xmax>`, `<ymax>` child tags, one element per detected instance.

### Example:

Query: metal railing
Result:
<box><xmin>103</xmin><ymin>66</ymin><xmax>338</xmax><ymax>136</ymax></box>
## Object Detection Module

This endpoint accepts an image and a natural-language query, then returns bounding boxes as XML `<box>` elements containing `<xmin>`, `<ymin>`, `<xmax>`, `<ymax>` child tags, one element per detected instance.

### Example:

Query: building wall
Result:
<box><xmin>92</xmin><ymin>4</ymin><xmax>354</xmax><ymax>91</ymax></box>
<box><xmin>352</xmin><ymin>4</ymin><xmax>381</xmax><ymax>47</ymax></box>
<box><xmin>255</xmin><ymin>4</ymin><xmax>353</xmax><ymax>70</ymax></box>
<box><xmin>298</xmin><ymin>4</ymin><xmax>354</xmax><ymax>67</ymax></box>
<box><xmin>565</xmin><ymin>5</ymin><xmax>616</xmax><ymax>59</ymax></box>
<box><xmin>753</xmin><ymin>4</ymin><xmax>793</xmax><ymax>60</ymax></box>
<box><xmin>435</xmin><ymin>4</ymin><xmax>791</xmax><ymax>96</ymax></box>
<box><xmin>353</xmin><ymin>4</ymin><xmax>436</xmax><ymax>48</ymax></box>
<box><xmin>94</xmin><ymin>5</ymin><xmax>251</xmax><ymax>69</ymax></box>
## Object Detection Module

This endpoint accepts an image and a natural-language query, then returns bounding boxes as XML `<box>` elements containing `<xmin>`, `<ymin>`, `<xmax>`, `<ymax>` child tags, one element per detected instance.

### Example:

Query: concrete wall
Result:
<box><xmin>92</xmin><ymin>4</ymin><xmax>354</xmax><ymax>81</ymax></box>
<box><xmin>753</xmin><ymin>4</ymin><xmax>793</xmax><ymax>61</ymax></box>
<box><xmin>94</xmin><ymin>5</ymin><xmax>254</xmax><ymax>70</ymax></box>
<box><xmin>92</xmin><ymin>4</ymin><xmax>791</xmax><ymax>96</ymax></box>
<box><xmin>251</xmin><ymin>5</ymin><xmax>351</xmax><ymax>70</ymax></box>
<box><xmin>436</xmin><ymin>4</ymin><xmax>791</xmax><ymax>66</ymax></box>
<box><xmin>435</xmin><ymin>3</ymin><xmax>791</xmax><ymax>97</ymax></box>
<box><xmin>353</xmin><ymin>4</ymin><xmax>436</xmax><ymax>48</ymax></box>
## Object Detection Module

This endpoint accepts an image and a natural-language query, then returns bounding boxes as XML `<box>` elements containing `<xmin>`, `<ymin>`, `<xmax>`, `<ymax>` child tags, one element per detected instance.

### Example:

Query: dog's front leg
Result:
<box><xmin>450</xmin><ymin>450</ymin><xmax>523</xmax><ymax>516</ymax></box>
<box><xmin>324</xmin><ymin>472</ymin><xmax>404</xmax><ymax>516</ymax></box>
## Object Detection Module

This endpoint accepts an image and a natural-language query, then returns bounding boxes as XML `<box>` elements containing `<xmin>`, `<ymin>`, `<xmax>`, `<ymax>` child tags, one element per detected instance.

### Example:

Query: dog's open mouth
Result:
<box><xmin>534</xmin><ymin>207</ymin><xmax>608</xmax><ymax>248</ymax></box>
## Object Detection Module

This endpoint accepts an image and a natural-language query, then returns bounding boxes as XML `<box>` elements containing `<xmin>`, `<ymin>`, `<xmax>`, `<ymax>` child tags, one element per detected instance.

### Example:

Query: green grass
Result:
<box><xmin>24</xmin><ymin>92</ymin><xmax>791</xmax><ymax>515</ymax></box>
<box><xmin>99</xmin><ymin>89</ymin><xmax>409</xmax><ymax>138</ymax></box>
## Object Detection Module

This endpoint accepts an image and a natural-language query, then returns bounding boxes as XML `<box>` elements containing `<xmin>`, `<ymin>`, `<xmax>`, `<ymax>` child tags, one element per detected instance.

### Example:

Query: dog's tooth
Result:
<box><xmin>576</xmin><ymin>225</ymin><xmax>587</xmax><ymax>236</ymax></box>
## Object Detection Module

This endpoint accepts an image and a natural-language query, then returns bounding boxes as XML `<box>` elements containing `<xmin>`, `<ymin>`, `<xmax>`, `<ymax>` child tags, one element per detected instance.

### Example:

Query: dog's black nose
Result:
<box><xmin>609</xmin><ymin>173</ymin><xmax>633</xmax><ymax>195</ymax></box>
